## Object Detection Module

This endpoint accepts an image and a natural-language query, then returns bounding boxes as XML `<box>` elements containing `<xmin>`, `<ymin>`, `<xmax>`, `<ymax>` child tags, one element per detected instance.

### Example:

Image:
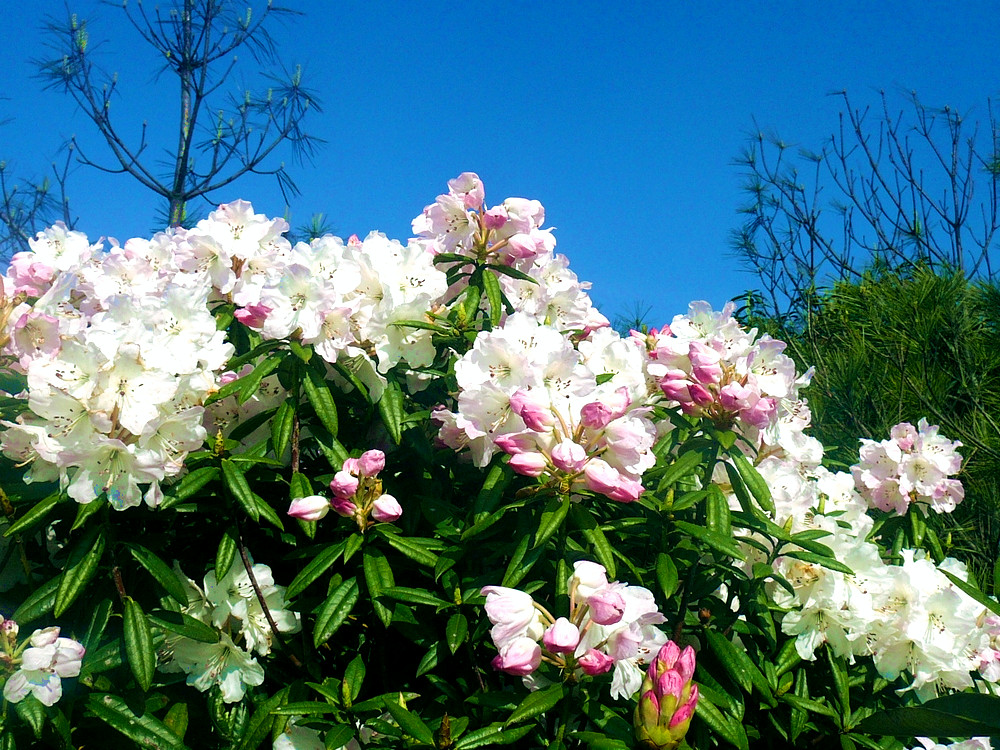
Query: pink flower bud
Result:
<box><xmin>583</xmin><ymin>458</ymin><xmax>622</xmax><ymax>496</ymax></box>
<box><xmin>542</xmin><ymin>618</ymin><xmax>580</xmax><ymax>654</ymax></box>
<box><xmin>587</xmin><ymin>586</ymin><xmax>626</xmax><ymax>625</ymax></box>
<box><xmin>660</xmin><ymin>378</ymin><xmax>693</xmax><ymax>403</ymax></box>
<box><xmin>509</xmin><ymin>390</ymin><xmax>553</xmax><ymax>432</ymax></box>
<box><xmin>719</xmin><ymin>382</ymin><xmax>753</xmax><ymax>411</ymax></box>
<box><xmin>742</xmin><ymin>396</ymin><xmax>777</xmax><ymax>428</ymax></box>
<box><xmin>287</xmin><ymin>495</ymin><xmax>331</xmax><ymax>521</ymax></box>
<box><xmin>29</xmin><ymin>627</ymin><xmax>60</xmax><ymax>648</ymax></box>
<box><xmin>341</xmin><ymin>457</ymin><xmax>361</xmax><ymax>475</ymax></box>
<box><xmin>688</xmin><ymin>342</ymin><xmax>723</xmax><ymax>384</ymax></box>
<box><xmin>651</xmin><ymin>641</ymin><xmax>681</xmax><ymax>676</ymax></box>
<box><xmin>495</xmin><ymin>432</ymin><xmax>535</xmax><ymax>455</ymax></box>
<box><xmin>357</xmin><ymin>449</ymin><xmax>386</xmax><ymax>477</ymax></box>
<box><xmin>329</xmin><ymin>471</ymin><xmax>359</xmax><ymax>499</ymax></box>
<box><xmin>676</xmin><ymin>645</ymin><xmax>696</xmax><ymax>684</ymax></box>
<box><xmin>668</xmin><ymin>688</ymin><xmax>698</xmax><ymax>729</ymax></box>
<box><xmin>578</xmin><ymin>648</ymin><xmax>614</xmax><ymax>676</ymax></box>
<box><xmin>657</xmin><ymin>670</ymin><xmax>685</xmax><ymax>701</ymax></box>
<box><xmin>330</xmin><ymin>496</ymin><xmax>358</xmax><ymax>518</ymax></box>
<box><xmin>550</xmin><ymin>440</ymin><xmax>587</xmax><ymax>473</ymax></box>
<box><xmin>483</xmin><ymin>207</ymin><xmax>508</xmax><ymax>230</ymax></box>
<box><xmin>233</xmin><ymin>303</ymin><xmax>271</xmax><ymax>329</ymax></box>
<box><xmin>491</xmin><ymin>636</ymin><xmax>542</xmax><ymax>676</ymax></box>
<box><xmin>580</xmin><ymin>401</ymin><xmax>614</xmax><ymax>429</ymax></box>
<box><xmin>569</xmin><ymin>561</ymin><xmax>609</xmax><ymax>598</ymax></box>
<box><xmin>687</xmin><ymin>382</ymin><xmax>714</xmax><ymax>406</ymax></box>
<box><xmin>508</xmin><ymin>452</ymin><xmax>548</xmax><ymax>477</ymax></box>
<box><xmin>371</xmin><ymin>494</ymin><xmax>402</xmax><ymax>523</ymax></box>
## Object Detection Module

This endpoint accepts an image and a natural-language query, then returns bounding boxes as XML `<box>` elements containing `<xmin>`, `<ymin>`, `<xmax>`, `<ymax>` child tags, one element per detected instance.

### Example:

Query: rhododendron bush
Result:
<box><xmin>0</xmin><ymin>174</ymin><xmax>995</xmax><ymax>749</ymax></box>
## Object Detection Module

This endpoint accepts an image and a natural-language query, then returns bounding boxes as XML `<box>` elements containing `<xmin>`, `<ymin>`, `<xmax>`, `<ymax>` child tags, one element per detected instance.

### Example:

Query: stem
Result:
<box><xmin>290</xmin><ymin>412</ymin><xmax>301</xmax><ymax>474</ymax></box>
<box><xmin>234</xmin><ymin>516</ymin><xmax>303</xmax><ymax>669</ymax></box>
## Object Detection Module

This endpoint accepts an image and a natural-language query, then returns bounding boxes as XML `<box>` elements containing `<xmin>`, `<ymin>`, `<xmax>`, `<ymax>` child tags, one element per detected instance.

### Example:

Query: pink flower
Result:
<box><xmin>483</xmin><ymin>207</ymin><xmax>508</xmax><ymax>230</ymax></box>
<box><xmin>371</xmin><ymin>494</ymin><xmax>402</xmax><ymax>523</ymax></box>
<box><xmin>330</xmin><ymin>496</ymin><xmax>358</xmax><ymax>518</ymax></box>
<box><xmin>688</xmin><ymin>342</ymin><xmax>722</xmax><ymax>384</ymax></box>
<box><xmin>329</xmin><ymin>471</ymin><xmax>360</xmax><ymax>499</ymax></box>
<box><xmin>569</xmin><ymin>561</ymin><xmax>609</xmax><ymax>598</ymax></box>
<box><xmin>234</xmin><ymin>303</ymin><xmax>272</xmax><ymax>329</ymax></box>
<box><xmin>357</xmin><ymin>450</ymin><xmax>386</xmax><ymax>477</ymax></box>
<box><xmin>509</xmin><ymin>390</ymin><xmax>553</xmax><ymax>432</ymax></box>
<box><xmin>481</xmin><ymin>586</ymin><xmax>545</xmax><ymax>648</ymax></box>
<box><xmin>508</xmin><ymin>452</ymin><xmax>548</xmax><ymax>477</ymax></box>
<box><xmin>287</xmin><ymin>495</ymin><xmax>331</xmax><ymax>521</ymax></box>
<box><xmin>578</xmin><ymin>648</ymin><xmax>614</xmax><ymax>676</ymax></box>
<box><xmin>550</xmin><ymin>440</ymin><xmax>587</xmax><ymax>473</ymax></box>
<box><xmin>587</xmin><ymin>586</ymin><xmax>626</xmax><ymax>625</ymax></box>
<box><xmin>492</xmin><ymin>636</ymin><xmax>542</xmax><ymax>676</ymax></box>
<box><xmin>495</xmin><ymin>432</ymin><xmax>535</xmax><ymax>455</ymax></box>
<box><xmin>542</xmin><ymin>618</ymin><xmax>580</xmax><ymax>654</ymax></box>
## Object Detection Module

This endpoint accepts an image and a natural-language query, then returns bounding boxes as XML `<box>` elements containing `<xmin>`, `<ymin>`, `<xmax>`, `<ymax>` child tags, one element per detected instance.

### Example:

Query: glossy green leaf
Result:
<box><xmin>454</xmin><ymin>724</ymin><xmax>534</xmax><ymax>749</ymax></box>
<box><xmin>482</xmin><ymin>268</ymin><xmax>503</xmax><ymax>326</ymax></box>
<box><xmin>215</xmin><ymin>526</ymin><xmax>238</xmax><ymax>580</ymax></box>
<box><xmin>673</xmin><ymin>520</ymin><xmax>743</xmax><ymax>559</ymax></box>
<box><xmin>533</xmin><ymin>495</ymin><xmax>570</xmax><ymax>550</ymax></box>
<box><xmin>384</xmin><ymin>698</ymin><xmax>435</xmax><ymax>746</ymax></box>
<box><xmin>161</xmin><ymin>466</ymin><xmax>220</xmax><ymax>509</ymax></box>
<box><xmin>655</xmin><ymin>552</ymin><xmax>679</xmax><ymax>599</ymax></box>
<box><xmin>378</xmin><ymin>380</ymin><xmax>405</xmax><ymax>445</ymax></box>
<box><xmin>271</xmin><ymin>398</ymin><xmax>296</xmax><ymax>460</ymax></box>
<box><xmin>363</xmin><ymin>547</ymin><xmax>395</xmax><ymax>627</ymax></box>
<box><xmin>303</xmin><ymin>366</ymin><xmax>339</xmax><ymax>437</ymax></box>
<box><xmin>313</xmin><ymin>577</ymin><xmax>360</xmax><ymax>648</ymax></box>
<box><xmin>221</xmin><ymin>459</ymin><xmax>259</xmax><ymax>522</ymax></box>
<box><xmin>234</xmin><ymin>686</ymin><xmax>290</xmax><ymax>750</ymax></box>
<box><xmin>286</xmin><ymin>540</ymin><xmax>347</xmax><ymax>599</ymax></box>
<box><xmin>853</xmin><ymin>693</ymin><xmax>1000</xmax><ymax>736</ymax></box>
<box><xmin>237</xmin><ymin>353</ymin><xmax>283</xmax><ymax>405</ymax></box>
<box><xmin>505</xmin><ymin>683</ymin><xmax>564</xmax><ymax>726</ymax></box>
<box><xmin>731</xmin><ymin>453</ymin><xmax>774</xmax><ymax>513</ymax></box>
<box><xmin>4</xmin><ymin>492</ymin><xmax>63</xmax><ymax>537</ymax></box>
<box><xmin>54</xmin><ymin>526</ymin><xmax>106</xmax><ymax>617</ymax></box>
<box><xmin>86</xmin><ymin>694</ymin><xmax>188</xmax><ymax>749</ymax></box>
<box><xmin>343</xmin><ymin>655</ymin><xmax>366</xmax><ymax>706</ymax></box>
<box><xmin>380</xmin><ymin>586</ymin><xmax>452</xmax><ymax>608</ymax></box>
<box><xmin>123</xmin><ymin>597</ymin><xmax>155</xmax><ymax>691</ymax></box>
<box><xmin>569</xmin><ymin>504</ymin><xmax>616</xmax><ymax>577</ymax></box>
<box><xmin>446</xmin><ymin>613</ymin><xmax>468</xmax><ymax>654</ymax></box>
<box><xmin>15</xmin><ymin>695</ymin><xmax>45</xmax><ymax>739</ymax></box>
<box><xmin>127</xmin><ymin>544</ymin><xmax>188</xmax><ymax>605</ymax></box>
<box><xmin>12</xmin><ymin>575</ymin><xmax>59</xmax><ymax>623</ymax></box>
<box><xmin>148</xmin><ymin>610</ymin><xmax>221</xmax><ymax>643</ymax></box>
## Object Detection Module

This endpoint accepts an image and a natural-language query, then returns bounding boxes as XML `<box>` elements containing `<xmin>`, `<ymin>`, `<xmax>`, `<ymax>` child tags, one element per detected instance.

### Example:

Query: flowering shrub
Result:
<box><xmin>0</xmin><ymin>174</ymin><xmax>995</xmax><ymax>748</ymax></box>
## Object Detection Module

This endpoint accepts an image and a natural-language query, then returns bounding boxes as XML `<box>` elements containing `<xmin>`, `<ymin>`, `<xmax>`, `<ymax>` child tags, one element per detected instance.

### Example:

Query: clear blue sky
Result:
<box><xmin>1</xmin><ymin>1</ymin><xmax>997</xmax><ymax>326</ymax></box>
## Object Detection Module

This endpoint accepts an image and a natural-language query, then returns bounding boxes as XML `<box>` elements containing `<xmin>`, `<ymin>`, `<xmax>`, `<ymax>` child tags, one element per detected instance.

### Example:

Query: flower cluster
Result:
<box><xmin>481</xmin><ymin>561</ymin><xmax>667</xmax><ymax>699</ymax></box>
<box><xmin>852</xmin><ymin>418</ymin><xmax>964</xmax><ymax>514</ymax></box>
<box><xmin>412</xmin><ymin>172</ymin><xmax>607</xmax><ymax>333</ymax></box>
<box><xmin>0</xmin><ymin>222</ymin><xmax>234</xmax><ymax>509</ymax></box>
<box><xmin>435</xmin><ymin>315</ymin><xmax>657</xmax><ymax>502</ymax></box>
<box><xmin>287</xmin><ymin>449</ymin><xmax>401</xmax><ymax>529</ymax></box>
<box><xmin>0</xmin><ymin>620</ymin><xmax>84</xmax><ymax>707</ymax></box>
<box><xmin>643</xmin><ymin>302</ymin><xmax>811</xmax><ymax>442</ymax></box>
<box><xmin>633</xmin><ymin>641</ymin><xmax>699</xmax><ymax>750</ymax></box>
<box><xmin>163</xmin><ymin>561</ymin><xmax>300</xmax><ymax>702</ymax></box>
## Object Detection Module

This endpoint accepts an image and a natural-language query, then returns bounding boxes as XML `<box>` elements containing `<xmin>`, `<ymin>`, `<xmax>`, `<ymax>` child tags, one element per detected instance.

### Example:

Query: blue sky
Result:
<box><xmin>1</xmin><ymin>1</ymin><xmax>997</xmax><ymax>326</ymax></box>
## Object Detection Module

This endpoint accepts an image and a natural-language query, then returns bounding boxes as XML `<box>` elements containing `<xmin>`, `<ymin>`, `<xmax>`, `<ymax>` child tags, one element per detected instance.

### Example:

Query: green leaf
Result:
<box><xmin>704</xmin><ymin>630</ymin><xmax>772</xmax><ymax>701</ymax></box>
<box><xmin>324</xmin><ymin>726</ymin><xmax>357</xmax><ymax>750</ymax></box>
<box><xmin>378</xmin><ymin>380</ymin><xmax>405</xmax><ymax>445</ymax></box>
<box><xmin>482</xmin><ymin>269</ymin><xmax>504</xmax><ymax>326</ymax></box>
<box><xmin>54</xmin><ymin>526</ymin><xmax>106</xmax><ymax>617</ymax></box>
<box><xmin>695</xmin><ymin>695</ymin><xmax>748</xmax><ymax>750</ymax></box>
<box><xmin>343</xmin><ymin>654</ymin><xmax>366</xmax><ymax>706</ymax></box>
<box><xmin>380</xmin><ymin>586</ymin><xmax>452</xmax><ymax>608</ymax></box>
<box><xmin>363</xmin><ymin>547</ymin><xmax>395</xmax><ymax>627</ymax></box>
<box><xmin>83</xmin><ymin>597</ymin><xmax>114</xmax><ymax>651</ymax></box>
<box><xmin>569</xmin><ymin>505</ymin><xmax>616</xmax><ymax>577</ymax></box>
<box><xmin>12</xmin><ymin>575</ymin><xmax>59</xmax><ymax>623</ymax></box>
<box><xmin>658</xmin><ymin>448</ymin><xmax>706</xmax><ymax>488</ymax></box>
<box><xmin>15</xmin><ymin>695</ymin><xmax>45</xmax><ymax>739</ymax></box>
<box><xmin>825</xmin><ymin>645</ymin><xmax>851</xmax><ymax>726</ymax></box>
<box><xmin>148</xmin><ymin>610</ymin><xmax>221</xmax><ymax>643</ymax></box>
<box><xmin>234</xmin><ymin>686</ymin><xmax>290</xmax><ymax>750</ymax></box>
<box><xmin>505</xmin><ymin>683</ymin><xmax>564</xmax><ymax>726</ymax></box>
<box><xmin>215</xmin><ymin>526</ymin><xmax>238</xmax><ymax>580</ymax></box>
<box><xmin>71</xmin><ymin>495</ymin><xmax>107</xmax><ymax>531</ymax></box>
<box><xmin>238</xmin><ymin>353</ymin><xmax>284</xmax><ymax>405</ymax></box>
<box><xmin>673</xmin><ymin>520</ymin><xmax>744</xmax><ymax>559</ymax></box>
<box><xmin>313</xmin><ymin>577</ymin><xmax>360</xmax><ymax>648</ymax></box>
<box><xmin>271</xmin><ymin>398</ymin><xmax>296</xmax><ymax>460</ymax></box>
<box><xmin>941</xmin><ymin>569</ymin><xmax>1000</xmax><ymax>617</ymax></box>
<box><xmin>374</xmin><ymin>527</ymin><xmax>440</xmax><ymax>567</ymax></box>
<box><xmin>383</xmin><ymin>698</ymin><xmax>435</xmax><ymax>746</ymax></box>
<box><xmin>533</xmin><ymin>495</ymin><xmax>570</xmax><ymax>550</ymax></box>
<box><xmin>706</xmin><ymin>485</ymin><xmax>732</xmax><ymax>537</ymax></box>
<box><xmin>446</xmin><ymin>613</ymin><xmax>468</xmax><ymax>654</ymax></box>
<box><xmin>853</xmin><ymin>693</ymin><xmax>1000</xmax><ymax>736</ymax></box>
<box><xmin>781</xmin><ymin>693</ymin><xmax>841</xmax><ymax>720</ymax></box>
<box><xmin>4</xmin><ymin>492</ymin><xmax>63</xmax><ymax>537</ymax></box>
<box><xmin>303</xmin><ymin>366</ymin><xmax>339</xmax><ymax>437</ymax></box>
<box><xmin>86</xmin><ymin>694</ymin><xmax>188</xmax><ymax>749</ymax></box>
<box><xmin>286</xmin><ymin>540</ymin><xmax>347</xmax><ymax>599</ymax></box>
<box><xmin>127</xmin><ymin>544</ymin><xmax>189</xmax><ymax>605</ymax></box>
<box><xmin>731</xmin><ymin>453</ymin><xmax>774</xmax><ymax>512</ymax></box>
<box><xmin>164</xmin><ymin>703</ymin><xmax>190</xmax><ymax>740</ymax></box>
<box><xmin>270</xmin><ymin>702</ymin><xmax>338</xmax><ymax>716</ymax></box>
<box><xmin>123</xmin><ymin>597</ymin><xmax>156</xmax><ymax>691</ymax></box>
<box><xmin>289</xmin><ymin>339</ymin><xmax>313</xmax><ymax>362</ymax></box>
<box><xmin>161</xmin><ymin>466</ymin><xmax>220</xmax><ymax>509</ymax></box>
<box><xmin>454</xmin><ymin>724</ymin><xmax>534</xmax><ymax>749</ymax></box>
<box><xmin>655</xmin><ymin>552</ymin><xmax>679</xmax><ymax>598</ymax></box>
<box><xmin>221</xmin><ymin>459</ymin><xmax>259</xmax><ymax>522</ymax></box>
<box><xmin>780</xmin><ymin>549</ymin><xmax>854</xmax><ymax>576</ymax></box>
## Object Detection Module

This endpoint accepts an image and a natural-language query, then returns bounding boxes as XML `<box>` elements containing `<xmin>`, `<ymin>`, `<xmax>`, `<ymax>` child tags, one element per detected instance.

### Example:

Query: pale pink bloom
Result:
<box><xmin>495</xmin><ymin>432</ymin><xmax>535</xmax><ymax>455</ymax></box>
<box><xmin>542</xmin><ymin>618</ymin><xmax>580</xmax><ymax>654</ymax></box>
<box><xmin>357</xmin><ymin>449</ymin><xmax>386</xmax><ymax>477</ymax></box>
<box><xmin>569</xmin><ymin>561</ymin><xmax>609</xmax><ymax>598</ymax></box>
<box><xmin>509</xmin><ymin>389</ymin><xmax>553</xmax><ymax>432</ymax></box>
<box><xmin>688</xmin><ymin>341</ymin><xmax>722</xmax><ymax>384</ymax></box>
<box><xmin>329</xmin><ymin>471</ymin><xmax>360</xmax><ymax>499</ymax></box>
<box><xmin>330</xmin><ymin>496</ymin><xmax>358</xmax><ymax>518</ymax></box>
<box><xmin>508</xmin><ymin>452</ymin><xmax>548</xmax><ymax>477</ymax></box>
<box><xmin>234</xmin><ymin>303</ymin><xmax>271</xmax><ymax>329</ymax></box>
<box><xmin>551</xmin><ymin>440</ymin><xmax>587</xmax><ymax>473</ymax></box>
<box><xmin>287</xmin><ymin>495</ymin><xmax>331</xmax><ymax>521</ymax></box>
<box><xmin>371</xmin><ymin>494</ymin><xmax>402</xmax><ymax>523</ymax></box>
<box><xmin>578</xmin><ymin>648</ymin><xmax>615</xmax><ymax>676</ymax></box>
<box><xmin>481</xmin><ymin>586</ymin><xmax>545</xmax><ymax>648</ymax></box>
<box><xmin>482</xmin><ymin>207</ymin><xmax>508</xmax><ymax>230</ymax></box>
<box><xmin>448</xmin><ymin>172</ymin><xmax>485</xmax><ymax>210</ymax></box>
<box><xmin>587</xmin><ymin>586</ymin><xmax>626</xmax><ymax>625</ymax></box>
<box><xmin>492</xmin><ymin>636</ymin><xmax>542</xmax><ymax>676</ymax></box>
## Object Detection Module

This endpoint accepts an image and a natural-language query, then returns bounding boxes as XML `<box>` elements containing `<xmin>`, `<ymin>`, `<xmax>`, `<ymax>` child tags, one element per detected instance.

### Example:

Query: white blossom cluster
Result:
<box><xmin>852</xmin><ymin>418</ymin><xmax>965</xmax><ymax>514</ymax></box>
<box><xmin>434</xmin><ymin>314</ymin><xmax>658</xmax><ymax>502</ymax></box>
<box><xmin>412</xmin><ymin>172</ymin><xmax>609</xmax><ymax>333</ymax></box>
<box><xmin>162</xmin><ymin>561</ymin><xmax>300</xmax><ymax>703</ymax></box>
<box><xmin>1</xmin><ymin>221</ymin><xmax>234</xmax><ymax>509</ymax></box>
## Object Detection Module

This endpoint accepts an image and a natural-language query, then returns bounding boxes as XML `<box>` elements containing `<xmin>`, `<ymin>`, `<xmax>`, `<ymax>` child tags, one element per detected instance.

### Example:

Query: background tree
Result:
<box><xmin>734</xmin><ymin>91</ymin><xmax>1000</xmax><ymax>585</ymax></box>
<box><xmin>0</xmin><ymin>0</ymin><xmax>320</xmax><ymax>260</ymax></box>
